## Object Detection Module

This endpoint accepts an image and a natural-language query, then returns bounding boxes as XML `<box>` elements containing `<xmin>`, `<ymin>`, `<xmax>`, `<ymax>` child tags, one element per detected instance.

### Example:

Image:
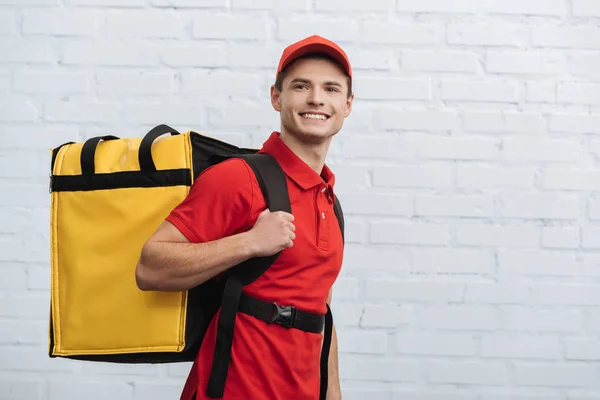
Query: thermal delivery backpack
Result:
<box><xmin>48</xmin><ymin>124</ymin><xmax>344</xmax><ymax>399</ymax></box>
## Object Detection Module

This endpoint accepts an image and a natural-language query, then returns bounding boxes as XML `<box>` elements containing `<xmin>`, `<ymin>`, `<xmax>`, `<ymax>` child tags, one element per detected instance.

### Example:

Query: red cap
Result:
<box><xmin>276</xmin><ymin>35</ymin><xmax>352</xmax><ymax>80</ymax></box>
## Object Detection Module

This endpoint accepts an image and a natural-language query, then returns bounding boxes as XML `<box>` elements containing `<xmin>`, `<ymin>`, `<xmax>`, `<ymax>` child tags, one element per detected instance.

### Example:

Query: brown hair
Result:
<box><xmin>273</xmin><ymin>52</ymin><xmax>352</xmax><ymax>98</ymax></box>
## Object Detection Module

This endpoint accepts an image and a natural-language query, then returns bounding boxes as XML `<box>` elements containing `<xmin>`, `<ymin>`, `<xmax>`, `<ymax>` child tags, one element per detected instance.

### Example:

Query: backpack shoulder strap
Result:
<box><xmin>206</xmin><ymin>153</ymin><xmax>290</xmax><ymax>398</ymax></box>
<box><xmin>333</xmin><ymin>195</ymin><xmax>344</xmax><ymax>245</ymax></box>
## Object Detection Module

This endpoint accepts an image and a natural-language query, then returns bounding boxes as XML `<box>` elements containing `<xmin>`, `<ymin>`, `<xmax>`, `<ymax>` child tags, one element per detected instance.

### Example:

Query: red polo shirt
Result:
<box><xmin>165</xmin><ymin>131</ymin><xmax>344</xmax><ymax>400</ymax></box>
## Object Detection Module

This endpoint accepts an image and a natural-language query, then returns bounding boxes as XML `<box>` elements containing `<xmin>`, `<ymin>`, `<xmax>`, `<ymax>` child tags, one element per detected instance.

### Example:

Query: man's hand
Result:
<box><xmin>246</xmin><ymin>209</ymin><xmax>295</xmax><ymax>257</ymax></box>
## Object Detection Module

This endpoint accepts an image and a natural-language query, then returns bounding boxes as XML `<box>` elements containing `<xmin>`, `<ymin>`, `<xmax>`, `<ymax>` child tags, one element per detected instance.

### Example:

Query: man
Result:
<box><xmin>135</xmin><ymin>35</ymin><xmax>354</xmax><ymax>400</ymax></box>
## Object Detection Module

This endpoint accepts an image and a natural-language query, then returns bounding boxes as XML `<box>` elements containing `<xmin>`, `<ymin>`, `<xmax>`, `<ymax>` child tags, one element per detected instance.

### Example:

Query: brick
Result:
<box><xmin>0</xmin><ymin>0</ymin><xmax>58</xmax><ymax>4</ymax></box>
<box><xmin>447</xmin><ymin>23</ymin><xmax>527</xmax><ymax>47</ymax></box>
<box><xmin>0</xmin><ymin>381</ymin><xmax>41</xmax><ymax>400</ymax></box>
<box><xmin>499</xmin><ymin>194</ymin><xmax>579</xmax><ymax>220</ymax></box>
<box><xmin>360</xmin><ymin>305</ymin><xmax>411</xmax><ymax>328</ymax></box>
<box><xmin>532</xmin><ymin>26</ymin><xmax>600</xmax><ymax>50</ymax></box>
<box><xmin>502</xmin><ymin>308</ymin><xmax>583</xmax><ymax>333</ymax></box>
<box><xmin>45</xmin><ymin>101</ymin><xmax>120</xmax><ymax>123</ymax></box>
<box><xmin>558</xmin><ymin>83</ymin><xmax>600</xmax><ymax>106</ymax></box>
<box><xmin>96</xmin><ymin>71</ymin><xmax>175</xmax><ymax>96</ymax></box>
<box><xmin>103</xmin><ymin>11</ymin><xmax>183</xmax><ymax>39</ymax></box>
<box><xmin>397</xmin><ymin>0</ymin><xmax>479</xmax><ymax>13</ymax></box>
<box><xmin>0</xmin><ymin>71</ymin><xmax>8</xmax><ymax>92</ymax></box>
<box><xmin>152</xmin><ymin>0</ymin><xmax>225</xmax><ymax>6</ymax></box>
<box><xmin>208</xmin><ymin>101</ymin><xmax>278</xmax><ymax>128</ymax></box>
<box><xmin>373</xmin><ymin>164</ymin><xmax>452</xmax><ymax>189</ymax></box>
<box><xmin>133</xmin><ymin>384</ymin><xmax>182</xmax><ymax>400</ymax></box>
<box><xmin>341</xmin><ymin>193</ymin><xmax>412</xmax><ymax>217</ymax></box>
<box><xmin>0</xmin><ymin>98</ymin><xmax>38</xmax><ymax>122</ymax></box>
<box><xmin>370</xmin><ymin>222</ymin><xmax>452</xmax><ymax>245</ymax></box>
<box><xmin>378</xmin><ymin>109</ymin><xmax>457</xmax><ymax>131</ymax></box>
<box><xmin>0</xmin><ymin>125</ymin><xmax>79</xmax><ymax>150</ymax></box>
<box><xmin>182</xmin><ymin>70</ymin><xmax>261</xmax><ymax>99</ymax></box>
<box><xmin>393</xmin><ymin>393</ymin><xmax>477</xmax><ymax>400</ymax></box>
<box><xmin>82</xmin><ymin>363</ymin><xmax>159</xmax><ymax>376</ymax></box>
<box><xmin>339</xmin><ymin>357</ymin><xmax>420</xmax><ymax>382</ymax></box>
<box><xmin>0</xmin><ymin>349</ymin><xmax>71</xmax><ymax>372</ymax></box>
<box><xmin>573</xmin><ymin>0</ymin><xmax>600</xmax><ymax>17</ymax></box>
<box><xmin>157</xmin><ymin>43</ymin><xmax>227</xmax><ymax>67</ymax></box>
<box><xmin>365</xmin><ymin>280</ymin><xmax>451</xmax><ymax>303</ymax></box>
<box><xmin>514</xmin><ymin>363</ymin><xmax>598</xmax><ymax>387</ymax></box>
<box><xmin>543</xmin><ymin>168</ymin><xmax>600</xmax><ymax>190</ymax></box>
<box><xmin>415</xmin><ymin>195</ymin><xmax>493</xmax><ymax>218</ymax></box>
<box><xmin>413</xmin><ymin>249</ymin><xmax>494</xmax><ymax>275</ymax></box>
<box><xmin>481</xmin><ymin>334</ymin><xmax>562</xmax><ymax>359</ymax></box>
<box><xmin>354</xmin><ymin>77</ymin><xmax>431</xmax><ymax>100</ymax></box>
<box><xmin>0</xmin><ymin>266</ymin><xmax>27</xmax><ymax>290</ymax></box>
<box><xmin>582</xmin><ymin>228</ymin><xmax>600</xmax><ymax>249</ymax></box>
<box><xmin>397</xmin><ymin>0</ymin><xmax>562</xmax><ymax>15</ymax></box>
<box><xmin>229</xmin><ymin>42</ymin><xmax>281</xmax><ymax>68</ymax></box>
<box><xmin>28</xmin><ymin>266</ymin><xmax>50</xmax><ymax>291</ymax></box>
<box><xmin>346</xmin><ymin>48</ymin><xmax>394</xmax><ymax>70</ymax></box>
<box><xmin>549</xmin><ymin>113</ymin><xmax>600</xmax><ymax>134</ymax></box>
<box><xmin>62</xmin><ymin>42</ymin><xmax>155</xmax><ymax>66</ymax></box>
<box><xmin>330</xmin><ymin>302</ymin><xmax>362</xmax><ymax>326</ymax></box>
<box><xmin>480</xmin><ymin>394</ymin><xmax>561</xmax><ymax>400</ymax></box>
<box><xmin>532</xmin><ymin>284</ymin><xmax>600</xmax><ymax>306</ymax></box>
<box><xmin>503</xmin><ymin>138</ymin><xmax>580</xmax><ymax>163</ymax></box>
<box><xmin>0</xmin><ymin>293</ymin><xmax>49</xmax><ymax>319</ymax></box>
<box><xmin>232</xmin><ymin>0</ymin><xmax>308</xmax><ymax>10</ymax></box>
<box><xmin>419</xmin><ymin>306</ymin><xmax>501</xmax><ymax>330</ymax></box>
<box><xmin>332</xmin><ymin>277</ymin><xmax>359</xmax><ymax>300</ymax></box>
<box><xmin>402</xmin><ymin>50</ymin><xmax>480</xmax><ymax>73</ymax></box>
<box><xmin>316</xmin><ymin>0</ymin><xmax>393</xmax><ymax>11</ymax></box>
<box><xmin>49</xmin><ymin>382</ymin><xmax>133</xmax><ymax>400</ymax></box>
<box><xmin>487</xmin><ymin>51</ymin><xmax>566</xmax><ymax>75</ymax></box>
<box><xmin>420</xmin><ymin>136</ymin><xmax>500</xmax><ymax>160</ymax></box>
<box><xmin>566</xmin><ymin>339</ymin><xmax>600</xmax><ymax>361</ymax></box>
<box><xmin>0</xmin><ymin>320</ymin><xmax>47</xmax><ymax>344</ymax></box>
<box><xmin>0</xmin><ymin>11</ymin><xmax>16</xmax><ymax>35</ymax></box>
<box><xmin>396</xmin><ymin>334</ymin><xmax>477</xmax><ymax>356</ymax></box>
<box><xmin>277</xmin><ymin>17</ymin><xmax>359</xmax><ymax>42</ymax></box>
<box><xmin>123</xmin><ymin>102</ymin><xmax>206</xmax><ymax>125</ymax></box>
<box><xmin>338</xmin><ymin>330</ymin><xmax>388</xmax><ymax>354</ymax></box>
<box><xmin>464</xmin><ymin>111</ymin><xmax>545</xmax><ymax>134</ymax></box>
<box><xmin>457</xmin><ymin>223</ymin><xmax>540</xmax><ymax>248</ymax></box>
<box><xmin>343</xmin><ymin>247</ymin><xmax>410</xmax><ymax>274</ymax></box>
<box><xmin>526</xmin><ymin>81</ymin><xmax>556</xmax><ymax>103</ymax></box>
<box><xmin>344</xmin><ymin>390</ymin><xmax>392</xmax><ymax>400</ymax></box>
<box><xmin>363</xmin><ymin>22</ymin><xmax>439</xmax><ymax>44</ymax></box>
<box><xmin>570</xmin><ymin>53</ymin><xmax>600</xmax><ymax>78</ymax></box>
<box><xmin>465</xmin><ymin>283</ymin><xmax>530</xmax><ymax>304</ymax></box>
<box><xmin>498</xmin><ymin>251</ymin><xmax>579</xmax><ymax>277</ymax></box>
<box><xmin>23</xmin><ymin>11</ymin><xmax>97</xmax><ymax>36</ymax></box>
<box><xmin>425</xmin><ymin>361</ymin><xmax>508</xmax><ymax>385</ymax></box>
<box><xmin>457</xmin><ymin>166</ymin><xmax>536</xmax><ymax>190</ymax></box>
<box><xmin>0</xmin><ymin>149</ymin><xmax>49</xmax><ymax>179</ymax></box>
<box><xmin>542</xmin><ymin>227</ymin><xmax>580</xmax><ymax>249</ymax></box>
<box><xmin>589</xmin><ymin>196</ymin><xmax>600</xmax><ymax>220</ymax></box>
<box><xmin>441</xmin><ymin>79</ymin><xmax>518</xmax><ymax>102</ymax></box>
<box><xmin>193</xmin><ymin>13</ymin><xmax>268</xmax><ymax>40</ymax></box>
<box><xmin>67</xmin><ymin>0</ymin><xmax>145</xmax><ymax>5</ymax></box>
<box><xmin>14</xmin><ymin>71</ymin><xmax>89</xmax><ymax>94</ymax></box>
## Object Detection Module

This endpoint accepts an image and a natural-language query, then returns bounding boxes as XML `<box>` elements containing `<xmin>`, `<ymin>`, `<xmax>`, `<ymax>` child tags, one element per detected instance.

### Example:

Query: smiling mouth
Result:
<box><xmin>299</xmin><ymin>112</ymin><xmax>330</xmax><ymax>121</ymax></box>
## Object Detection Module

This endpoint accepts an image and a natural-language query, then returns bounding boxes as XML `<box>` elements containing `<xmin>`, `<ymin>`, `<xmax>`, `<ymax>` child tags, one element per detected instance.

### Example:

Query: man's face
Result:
<box><xmin>271</xmin><ymin>57</ymin><xmax>353</xmax><ymax>145</ymax></box>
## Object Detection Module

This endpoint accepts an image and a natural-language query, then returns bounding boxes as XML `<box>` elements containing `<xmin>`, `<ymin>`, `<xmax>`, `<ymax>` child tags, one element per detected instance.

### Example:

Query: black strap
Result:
<box><xmin>319</xmin><ymin>304</ymin><xmax>333</xmax><ymax>400</ymax></box>
<box><xmin>237</xmin><ymin>293</ymin><xmax>324</xmax><ymax>333</ymax></box>
<box><xmin>80</xmin><ymin>135</ymin><xmax>119</xmax><ymax>175</ymax></box>
<box><xmin>333</xmin><ymin>195</ymin><xmax>345</xmax><ymax>245</ymax></box>
<box><xmin>206</xmin><ymin>153</ymin><xmax>291</xmax><ymax>398</ymax></box>
<box><xmin>139</xmin><ymin>124</ymin><xmax>180</xmax><ymax>171</ymax></box>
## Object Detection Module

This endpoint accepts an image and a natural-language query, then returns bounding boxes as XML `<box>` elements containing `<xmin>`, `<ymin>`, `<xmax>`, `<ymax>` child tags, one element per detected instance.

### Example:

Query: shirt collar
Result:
<box><xmin>259</xmin><ymin>132</ymin><xmax>336</xmax><ymax>194</ymax></box>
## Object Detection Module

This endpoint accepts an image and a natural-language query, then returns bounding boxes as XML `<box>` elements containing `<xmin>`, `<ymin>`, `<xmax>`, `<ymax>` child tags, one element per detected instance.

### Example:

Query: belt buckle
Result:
<box><xmin>270</xmin><ymin>302</ymin><xmax>296</xmax><ymax>328</ymax></box>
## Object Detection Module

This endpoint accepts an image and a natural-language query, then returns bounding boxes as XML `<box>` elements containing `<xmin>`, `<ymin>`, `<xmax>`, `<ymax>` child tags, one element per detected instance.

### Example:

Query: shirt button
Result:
<box><xmin>322</xmin><ymin>212</ymin><xmax>325</xmax><ymax>219</ymax></box>
<box><xmin>322</xmin><ymin>187</ymin><xmax>327</xmax><ymax>193</ymax></box>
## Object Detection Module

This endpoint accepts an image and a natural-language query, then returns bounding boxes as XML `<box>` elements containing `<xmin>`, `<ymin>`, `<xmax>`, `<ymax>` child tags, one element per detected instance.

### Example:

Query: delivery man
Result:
<box><xmin>135</xmin><ymin>35</ymin><xmax>354</xmax><ymax>400</ymax></box>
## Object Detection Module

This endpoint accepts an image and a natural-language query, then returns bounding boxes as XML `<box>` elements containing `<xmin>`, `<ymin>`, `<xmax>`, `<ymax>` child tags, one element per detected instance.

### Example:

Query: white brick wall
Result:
<box><xmin>1</xmin><ymin>0</ymin><xmax>600</xmax><ymax>399</ymax></box>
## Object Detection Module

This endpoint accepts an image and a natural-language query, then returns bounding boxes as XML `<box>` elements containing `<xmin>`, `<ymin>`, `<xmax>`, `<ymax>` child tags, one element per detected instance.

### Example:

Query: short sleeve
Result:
<box><xmin>165</xmin><ymin>158</ymin><xmax>256</xmax><ymax>243</ymax></box>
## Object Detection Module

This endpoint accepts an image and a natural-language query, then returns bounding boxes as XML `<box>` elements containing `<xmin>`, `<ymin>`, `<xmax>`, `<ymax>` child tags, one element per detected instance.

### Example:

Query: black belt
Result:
<box><xmin>238</xmin><ymin>292</ymin><xmax>325</xmax><ymax>334</ymax></box>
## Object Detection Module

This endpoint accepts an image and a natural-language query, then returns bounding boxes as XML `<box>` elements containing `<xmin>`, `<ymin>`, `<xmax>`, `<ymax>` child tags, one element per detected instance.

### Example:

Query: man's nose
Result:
<box><xmin>307</xmin><ymin>88</ymin><xmax>324</xmax><ymax>106</ymax></box>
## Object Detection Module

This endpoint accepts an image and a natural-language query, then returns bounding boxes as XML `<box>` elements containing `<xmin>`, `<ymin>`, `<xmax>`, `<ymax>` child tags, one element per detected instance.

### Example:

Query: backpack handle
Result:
<box><xmin>138</xmin><ymin>124</ymin><xmax>180</xmax><ymax>171</ymax></box>
<box><xmin>81</xmin><ymin>135</ymin><xmax>120</xmax><ymax>175</ymax></box>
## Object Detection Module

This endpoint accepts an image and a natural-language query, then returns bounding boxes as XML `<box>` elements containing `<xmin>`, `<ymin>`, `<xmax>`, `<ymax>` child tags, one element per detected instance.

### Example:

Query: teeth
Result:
<box><xmin>301</xmin><ymin>113</ymin><xmax>327</xmax><ymax>120</ymax></box>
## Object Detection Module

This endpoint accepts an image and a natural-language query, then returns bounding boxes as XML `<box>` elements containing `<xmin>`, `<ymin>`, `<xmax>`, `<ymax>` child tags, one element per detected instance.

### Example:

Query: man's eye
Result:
<box><xmin>326</xmin><ymin>87</ymin><xmax>339</xmax><ymax>92</ymax></box>
<box><xmin>294</xmin><ymin>84</ymin><xmax>308</xmax><ymax>89</ymax></box>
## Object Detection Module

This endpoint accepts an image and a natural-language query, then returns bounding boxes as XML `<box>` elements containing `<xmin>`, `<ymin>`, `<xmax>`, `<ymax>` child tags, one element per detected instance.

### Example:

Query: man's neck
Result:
<box><xmin>278</xmin><ymin>130</ymin><xmax>331</xmax><ymax>175</ymax></box>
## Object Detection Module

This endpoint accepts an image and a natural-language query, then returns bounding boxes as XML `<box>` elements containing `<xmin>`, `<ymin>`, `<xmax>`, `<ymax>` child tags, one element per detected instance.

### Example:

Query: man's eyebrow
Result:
<box><xmin>288</xmin><ymin>78</ymin><xmax>343</xmax><ymax>87</ymax></box>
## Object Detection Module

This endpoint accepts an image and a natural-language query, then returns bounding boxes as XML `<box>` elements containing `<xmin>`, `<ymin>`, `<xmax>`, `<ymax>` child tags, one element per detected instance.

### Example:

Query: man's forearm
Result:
<box><xmin>136</xmin><ymin>231</ymin><xmax>255</xmax><ymax>291</ymax></box>
<box><xmin>327</xmin><ymin>323</ymin><xmax>341</xmax><ymax>399</ymax></box>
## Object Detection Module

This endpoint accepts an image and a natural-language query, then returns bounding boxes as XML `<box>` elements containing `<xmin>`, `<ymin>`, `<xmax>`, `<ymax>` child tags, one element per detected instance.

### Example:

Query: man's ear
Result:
<box><xmin>270</xmin><ymin>85</ymin><xmax>281</xmax><ymax>112</ymax></box>
<box><xmin>344</xmin><ymin>92</ymin><xmax>354</xmax><ymax>118</ymax></box>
